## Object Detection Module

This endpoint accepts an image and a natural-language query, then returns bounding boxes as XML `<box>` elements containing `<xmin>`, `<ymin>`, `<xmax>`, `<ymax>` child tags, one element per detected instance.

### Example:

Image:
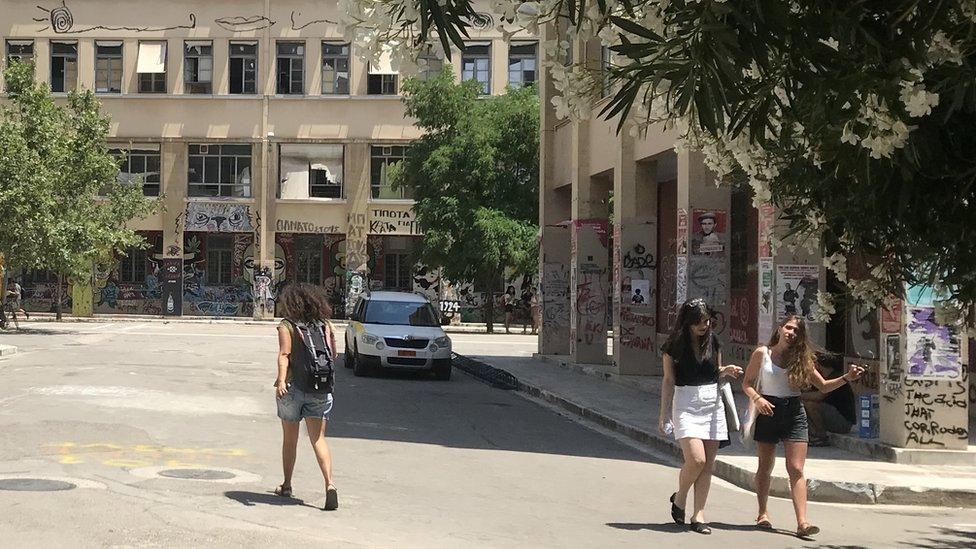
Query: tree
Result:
<box><xmin>338</xmin><ymin>1</ymin><xmax>976</xmax><ymax>329</ymax></box>
<box><xmin>391</xmin><ymin>72</ymin><xmax>539</xmax><ymax>331</ymax></box>
<box><xmin>0</xmin><ymin>61</ymin><xmax>158</xmax><ymax>319</ymax></box>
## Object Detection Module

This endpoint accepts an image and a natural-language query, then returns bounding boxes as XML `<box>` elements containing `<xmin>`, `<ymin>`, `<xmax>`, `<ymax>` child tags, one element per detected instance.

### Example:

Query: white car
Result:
<box><xmin>344</xmin><ymin>291</ymin><xmax>453</xmax><ymax>380</ymax></box>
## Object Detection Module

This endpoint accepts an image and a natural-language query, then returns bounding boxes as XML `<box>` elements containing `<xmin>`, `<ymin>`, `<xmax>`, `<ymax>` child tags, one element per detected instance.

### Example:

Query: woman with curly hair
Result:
<box><xmin>273</xmin><ymin>283</ymin><xmax>340</xmax><ymax>510</ymax></box>
<box><xmin>742</xmin><ymin>314</ymin><xmax>865</xmax><ymax>538</ymax></box>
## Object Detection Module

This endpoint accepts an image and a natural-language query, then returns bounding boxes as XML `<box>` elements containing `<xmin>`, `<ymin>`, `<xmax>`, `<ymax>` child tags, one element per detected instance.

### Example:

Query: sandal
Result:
<box><xmin>797</xmin><ymin>523</ymin><xmax>820</xmax><ymax>538</ymax></box>
<box><xmin>809</xmin><ymin>437</ymin><xmax>830</xmax><ymax>447</ymax></box>
<box><xmin>756</xmin><ymin>515</ymin><xmax>773</xmax><ymax>530</ymax></box>
<box><xmin>669</xmin><ymin>493</ymin><xmax>685</xmax><ymax>525</ymax></box>
<box><xmin>324</xmin><ymin>486</ymin><xmax>339</xmax><ymax>511</ymax></box>
<box><xmin>273</xmin><ymin>484</ymin><xmax>293</xmax><ymax>498</ymax></box>
<box><xmin>690</xmin><ymin>522</ymin><xmax>712</xmax><ymax>535</ymax></box>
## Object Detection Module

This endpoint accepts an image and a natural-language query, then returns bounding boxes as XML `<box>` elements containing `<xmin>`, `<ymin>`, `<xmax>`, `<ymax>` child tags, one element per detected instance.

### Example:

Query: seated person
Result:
<box><xmin>802</xmin><ymin>351</ymin><xmax>857</xmax><ymax>446</ymax></box>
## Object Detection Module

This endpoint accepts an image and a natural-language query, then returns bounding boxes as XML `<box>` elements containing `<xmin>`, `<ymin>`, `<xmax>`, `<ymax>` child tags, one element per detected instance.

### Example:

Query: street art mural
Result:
<box><xmin>184</xmin><ymin>203</ymin><xmax>255</xmax><ymax>233</ymax></box>
<box><xmin>181</xmin><ymin>233</ymin><xmax>254</xmax><ymax>317</ymax></box>
<box><xmin>34</xmin><ymin>1</ymin><xmax>196</xmax><ymax>33</ymax></box>
<box><xmin>92</xmin><ymin>231</ymin><xmax>164</xmax><ymax>315</ymax></box>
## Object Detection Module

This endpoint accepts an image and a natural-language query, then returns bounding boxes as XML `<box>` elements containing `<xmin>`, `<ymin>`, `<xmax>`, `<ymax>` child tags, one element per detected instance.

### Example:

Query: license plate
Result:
<box><xmin>397</xmin><ymin>350</ymin><xmax>417</xmax><ymax>357</ymax></box>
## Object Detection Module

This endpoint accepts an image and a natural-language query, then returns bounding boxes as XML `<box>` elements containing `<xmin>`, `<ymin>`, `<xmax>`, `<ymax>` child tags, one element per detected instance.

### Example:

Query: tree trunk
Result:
<box><xmin>55</xmin><ymin>273</ymin><xmax>63</xmax><ymax>321</ymax></box>
<box><xmin>484</xmin><ymin>275</ymin><xmax>495</xmax><ymax>334</ymax></box>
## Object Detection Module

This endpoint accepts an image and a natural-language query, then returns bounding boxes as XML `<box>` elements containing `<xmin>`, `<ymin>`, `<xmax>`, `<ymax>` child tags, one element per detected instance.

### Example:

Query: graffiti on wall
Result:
<box><xmin>185</xmin><ymin>203</ymin><xmax>254</xmax><ymax>233</ymax></box>
<box><xmin>290</xmin><ymin>11</ymin><xmax>336</xmax><ymax>30</ymax></box>
<box><xmin>369</xmin><ymin>208</ymin><xmax>422</xmax><ymax>236</ymax></box>
<box><xmin>413</xmin><ymin>265</ymin><xmax>441</xmax><ymax>303</ymax></box>
<box><xmin>214</xmin><ymin>15</ymin><xmax>276</xmax><ymax>32</ymax></box>
<box><xmin>906</xmin><ymin>307</ymin><xmax>962</xmax><ymax>379</ymax></box>
<box><xmin>275</xmin><ymin>219</ymin><xmax>340</xmax><ymax>234</ymax></box>
<box><xmin>687</xmin><ymin>256</ymin><xmax>724</xmax><ymax>306</ymax></box>
<box><xmin>34</xmin><ymin>2</ymin><xmax>197</xmax><ymax>33</ymax></box>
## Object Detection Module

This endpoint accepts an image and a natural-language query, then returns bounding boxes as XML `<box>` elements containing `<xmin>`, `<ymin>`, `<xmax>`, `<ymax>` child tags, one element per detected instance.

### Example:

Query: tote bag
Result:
<box><xmin>740</xmin><ymin>371</ymin><xmax>763</xmax><ymax>448</ymax></box>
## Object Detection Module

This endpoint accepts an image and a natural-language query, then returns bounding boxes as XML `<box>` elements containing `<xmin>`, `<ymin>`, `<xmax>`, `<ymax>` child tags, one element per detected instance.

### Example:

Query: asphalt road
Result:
<box><xmin>0</xmin><ymin>321</ymin><xmax>973</xmax><ymax>548</ymax></box>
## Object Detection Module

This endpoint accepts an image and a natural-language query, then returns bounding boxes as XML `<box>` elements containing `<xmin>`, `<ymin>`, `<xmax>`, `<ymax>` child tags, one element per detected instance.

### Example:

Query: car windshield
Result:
<box><xmin>363</xmin><ymin>300</ymin><xmax>440</xmax><ymax>327</ymax></box>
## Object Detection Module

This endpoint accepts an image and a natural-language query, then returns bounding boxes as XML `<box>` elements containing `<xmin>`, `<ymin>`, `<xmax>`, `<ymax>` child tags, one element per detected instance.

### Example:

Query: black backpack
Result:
<box><xmin>291</xmin><ymin>321</ymin><xmax>335</xmax><ymax>394</ymax></box>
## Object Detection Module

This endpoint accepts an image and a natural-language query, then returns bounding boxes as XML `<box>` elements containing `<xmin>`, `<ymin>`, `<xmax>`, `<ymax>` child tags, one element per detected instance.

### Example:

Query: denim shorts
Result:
<box><xmin>276</xmin><ymin>384</ymin><xmax>333</xmax><ymax>422</ymax></box>
<box><xmin>754</xmin><ymin>395</ymin><xmax>808</xmax><ymax>443</ymax></box>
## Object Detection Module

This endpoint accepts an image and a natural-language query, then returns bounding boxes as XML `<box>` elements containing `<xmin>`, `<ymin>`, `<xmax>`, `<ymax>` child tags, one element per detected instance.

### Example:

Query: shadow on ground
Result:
<box><xmin>224</xmin><ymin>490</ymin><xmax>320</xmax><ymax>510</ymax></box>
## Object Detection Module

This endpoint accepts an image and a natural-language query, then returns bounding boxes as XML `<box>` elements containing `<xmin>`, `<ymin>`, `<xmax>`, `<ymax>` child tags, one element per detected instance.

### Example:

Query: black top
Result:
<box><xmin>667</xmin><ymin>333</ymin><xmax>721</xmax><ymax>386</ymax></box>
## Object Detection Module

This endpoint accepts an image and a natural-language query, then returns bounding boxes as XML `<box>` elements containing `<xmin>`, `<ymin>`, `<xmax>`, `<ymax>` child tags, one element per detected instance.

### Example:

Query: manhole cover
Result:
<box><xmin>0</xmin><ymin>478</ymin><xmax>76</xmax><ymax>491</ymax></box>
<box><xmin>158</xmin><ymin>469</ymin><xmax>236</xmax><ymax>480</ymax></box>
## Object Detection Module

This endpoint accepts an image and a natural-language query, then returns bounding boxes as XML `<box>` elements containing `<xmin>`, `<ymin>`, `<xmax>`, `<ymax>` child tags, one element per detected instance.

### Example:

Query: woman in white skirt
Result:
<box><xmin>659</xmin><ymin>299</ymin><xmax>742</xmax><ymax>534</ymax></box>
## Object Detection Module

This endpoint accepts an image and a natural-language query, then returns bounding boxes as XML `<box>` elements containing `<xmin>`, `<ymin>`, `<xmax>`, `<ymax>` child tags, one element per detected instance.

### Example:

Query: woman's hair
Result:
<box><xmin>507</xmin><ymin>285</ymin><xmax>516</xmax><ymax>293</ymax></box>
<box><xmin>278</xmin><ymin>283</ymin><xmax>332</xmax><ymax>324</ymax></box>
<box><xmin>661</xmin><ymin>298</ymin><xmax>717</xmax><ymax>363</ymax></box>
<box><xmin>768</xmin><ymin>314</ymin><xmax>816</xmax><ymax>390</ymax></box>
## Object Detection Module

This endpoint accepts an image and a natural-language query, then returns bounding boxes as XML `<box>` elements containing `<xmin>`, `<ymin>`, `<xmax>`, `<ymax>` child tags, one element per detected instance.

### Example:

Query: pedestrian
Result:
<box><xmin>741</xmin><ymin>314</ymin><xmax>865</xmax><ymax>538</ymax></box>
<box><xmin>273</xmin><ymin>283</ymin><xmax>339</xmax><ymax>511</ymax></box>
<box><xmin>529</xmin><ymin>288</ymin><xmax>540</xmax><ymax>335</ymax></box>
<box><xmin>659</xmin><ymin>298</ymin><xmax>743</xmax><ymax>535</ymax></box>
<box><xmin>5</xmin><ymin>278</ymin><xmax>28</xmax><ymax>319</ymax></box>
<box><xmin>801</xmin><ymin>351</ymin><xmax>856</xmax><ymax>447</ymax></box>
<box><xmin>503</xmin><ymin>285</ymin><xmax>517</xmax><ymax>334</ymax></box>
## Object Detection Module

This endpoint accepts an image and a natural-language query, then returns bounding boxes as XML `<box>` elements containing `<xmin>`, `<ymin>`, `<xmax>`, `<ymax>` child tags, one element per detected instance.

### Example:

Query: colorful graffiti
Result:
<box><xmin>184</xmin><ymin>202</ymin><xmax>254</xmax><ymax>233</ymax></box>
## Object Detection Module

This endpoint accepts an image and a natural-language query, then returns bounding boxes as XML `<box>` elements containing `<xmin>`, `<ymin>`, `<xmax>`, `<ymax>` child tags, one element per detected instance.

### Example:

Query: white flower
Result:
<box><xmin>823</xmin><ymin>253</ymin><xmax>848</xmax><ymax>282</ymax></box>
<box><xmin>812</xmin><ymin>291</ymin><xmax>836</xmax><ymax>322</ymax></box>
<box><xmin>899</xmin><ymin>80</ymin><xmax>940</xmax><ymax>118</ymax></box>
<box><xmin>819</xmin><ymin>37</ymin><xmax>840</xmax><ymax>51</ymax></box>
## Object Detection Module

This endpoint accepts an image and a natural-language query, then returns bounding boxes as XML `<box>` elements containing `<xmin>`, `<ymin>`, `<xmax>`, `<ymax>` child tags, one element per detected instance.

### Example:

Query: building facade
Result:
<box><xmin>537</xmin><ymin>28</ymin><xmax>973</xmax><ymax>449</ymax></box>
<box><xmin>2</xmin><ymin>0</ymin><xmax>537</xmax><ymax>320</ymax></box>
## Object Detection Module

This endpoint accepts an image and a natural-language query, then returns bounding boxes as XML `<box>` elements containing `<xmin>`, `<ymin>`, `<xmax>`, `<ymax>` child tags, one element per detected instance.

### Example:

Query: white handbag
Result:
<box><xmin>740</xmin><ymin>368</ymin><xmax>763</xmax><ymax>448</ymax></box>
<box><xmin>720</xmin><ymin>381</ymin><xmax>740</xmax><ymax>433</ymax></box>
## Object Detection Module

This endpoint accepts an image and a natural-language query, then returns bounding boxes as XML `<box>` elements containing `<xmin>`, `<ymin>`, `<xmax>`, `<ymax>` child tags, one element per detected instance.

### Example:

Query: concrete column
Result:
<box><xmin>160</xmin><ymin>141</ymin><xmax>187</xmax><ymax>316</ymax></box>
<box><xmin>344</xmin><ymin>143</ymin><xmax>371</xmax><ymax>315</ymax></box>
<box><xmin>613</xmin><ymin>128</ymin><xmax>658</xmax><ymax>374</ymax></box>
<box><xmin>77</xmin><ymin>39</ymin><xmax>94</xmax><ymax>91</ymax></box>
<box><xmin>253</xmin><ymin>137</ymin><xmax>276</xmax><ymax>319</ymax></box>
<box><xmin>879</xmin><ymin>290</ymin><xmax>970</xmax><ymax>450</ymax></box>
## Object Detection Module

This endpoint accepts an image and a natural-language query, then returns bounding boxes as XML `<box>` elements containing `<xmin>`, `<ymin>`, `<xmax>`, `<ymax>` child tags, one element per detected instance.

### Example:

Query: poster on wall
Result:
<box><xmin>758</xmin><ymin>203</ymin><xmax>775</xmax><ymax>258</ymax></box>
<box><xmin>691</xmin><ymin>209</ymin><xmax>726</xmax><ymax>255</ymax></box>
<box><xmin>160</xmin><ymin>258</ymin><xmax>183</xmax><ymax>316</ymax></box>
<box><xmin>630</xmin><ymin>279</ymin><xmax>651</xmax><ymax>305</ymax></box>
<box><xmin>776</xmin><ymin>264</ymin><xmax>819</xmax><ymax>322</ymax></box>
<box><xmin>884</xmin><ymin>334</ymin><xmax>903</xmax><ymax>382</ymax></box>
<box><xmin>677</xmin><ymin>209</ymin><xmax>689</xmax><ymax>256</ymax></box>
<box><xmin>905</xmin><ymin>307</ymin><xmax>962</xmax><ymax>379</ymax></box>
<box><xmin>881</xmin><ymin>298</ymin><xmax>903</xmax><ymax>333</ymax></box>
<box><xmin>675</xmin><ymin>256</ymin><xmax>688</xmax><ymax>304</ymax></box>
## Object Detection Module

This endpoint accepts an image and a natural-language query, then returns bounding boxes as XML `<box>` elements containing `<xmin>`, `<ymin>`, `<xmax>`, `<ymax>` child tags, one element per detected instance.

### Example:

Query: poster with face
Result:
<box><xmin>905</xmin><ymin>307</ymin><xmax>962</xmax><ymax>379</ymax></box>
<box><xmin>691</xmin><ymin>209</ymin><xmax>726</xmax><ymax>255</ymax></box>
<box><xmin>676</xmin><ymin>209</ymin><xmax>689</xmax><ymax>256</ymax></box>
<box><xmin>630</xmin><ymin>279</ymin><xmax>650</xmax><ymax>305</ymax></box>
<box><xmin>776</xmin><ymin>264</ymin><xmax>820</xmax><ymax>322</ymax></box>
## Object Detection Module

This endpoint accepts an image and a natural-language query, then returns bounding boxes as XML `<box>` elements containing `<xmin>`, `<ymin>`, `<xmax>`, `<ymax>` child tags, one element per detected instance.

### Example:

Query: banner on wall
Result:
<box><xmin>758</xmin><ymin>257</ymin><xmax>774</xmax><ymax>340</ymax></box>
<box><xmin>677</xmin><ymin>208</ymin><xmax>689</xmax><ymax>256</ymax></box>
<box><xmin>161</xmin><ymin>258</ymin><xmax>183</xmax><ymax>316</ymax></box>
<box><xmin>906</xmin><ymin>306</ymin><xmax>962</xmax><ymax>379</ymax></box>
<box><xmin>776</xmin><ymin>264</ymin><xmax>819</xmax><ymax>322</ymax></box>
<box><xmin>758</xmin><ymin>203</ymin><xmax>775</xmax><ymax>258</ymax></box>
<box><xmin>630</xmin><ymin>279</ymin><xmax>651</xmax><ymax>305</ymax></box>
<box><xmin>881</xmin><ymin>298</ymin><xmax>903</xmax><ymax>334</ymax></box>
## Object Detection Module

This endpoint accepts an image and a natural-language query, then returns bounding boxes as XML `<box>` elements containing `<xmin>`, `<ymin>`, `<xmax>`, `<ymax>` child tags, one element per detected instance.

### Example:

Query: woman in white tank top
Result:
<box><xmin>741</xmin><ymin>314</ymin><xmax>865</xmax><ymax>539</ymax></box>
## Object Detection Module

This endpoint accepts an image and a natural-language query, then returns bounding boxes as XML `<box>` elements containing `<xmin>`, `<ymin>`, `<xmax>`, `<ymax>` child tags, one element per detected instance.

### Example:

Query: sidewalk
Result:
<box><xmin>19</xmin><ymin>313</ymin><xmax>496</xmax><ymax>333</ymax></box>
<box><xmin>463</xmin><ymin>353</ymin><xmax>976</xmax><ymax>508</ymax></box>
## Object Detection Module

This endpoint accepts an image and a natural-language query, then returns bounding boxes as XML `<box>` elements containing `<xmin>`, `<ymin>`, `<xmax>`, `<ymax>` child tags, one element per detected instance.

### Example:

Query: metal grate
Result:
<box><xmin>452</xmin><ymin>354</ymin><xmax>519</xmax><ymax>390</ymax></box>
<box><xmin>385</xmin><ymin>337</ymin><xmax>429</xmax><ymax>349</ymax></box>
<box><xmin>387</xmin><ymin>357</ymin><xmax>428</xmax><ymax>366</ymax></box>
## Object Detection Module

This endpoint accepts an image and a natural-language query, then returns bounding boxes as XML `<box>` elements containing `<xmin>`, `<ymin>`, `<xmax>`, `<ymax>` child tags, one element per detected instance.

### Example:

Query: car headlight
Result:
<box><xmin>361</xmin><ymin>333</ymin><xmax>380</xmax><ymax>345</ymax></box>
<box><xmin>434</xmin><ymin>336</ymin><xmax>451</xmax><ymax>347</ymax></box>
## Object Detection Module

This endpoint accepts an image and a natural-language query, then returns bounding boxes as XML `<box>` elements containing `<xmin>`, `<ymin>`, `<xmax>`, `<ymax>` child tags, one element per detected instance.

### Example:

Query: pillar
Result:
<box><xmin>613</xmin><ymin>127</ymin><xmax>658</xmax><ymax>374</ymax></box>
<box><xmin>160</xmin><ymin>141</ymin><xmax>186</xmax><ymax>316</ymax></box>
<box><xmin>344</xmin><ymin>143</ymin><xmax>371</xmax><ymax>316</ymax></box>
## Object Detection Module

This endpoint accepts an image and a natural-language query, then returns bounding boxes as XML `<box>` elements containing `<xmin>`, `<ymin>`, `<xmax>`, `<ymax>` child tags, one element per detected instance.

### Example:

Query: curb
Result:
<box><xmin>461</xmin><ymin>355</ymin><xmax>976</xmax><ymax>508</ymax></box>
<box><xmin>0</xmin><ymin>345</ymin><xmax>18</xmax><ymax>357</ymax></box>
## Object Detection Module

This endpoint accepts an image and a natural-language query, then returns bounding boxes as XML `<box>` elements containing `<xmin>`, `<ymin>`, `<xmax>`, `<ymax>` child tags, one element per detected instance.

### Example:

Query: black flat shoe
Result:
<box><xmin>324</xmin><ymin>487</ymin><xmax>338</xmax><ymax>511</ymax></box>
<box><xmin>669</xmin><ymin>493</ymin><xmax>685</xmax><ymax>524</ymax></box>
<box><xmin>690</xmin><ymin>522</ymin><xmax>712</xmax><ymax>535</ymax></box>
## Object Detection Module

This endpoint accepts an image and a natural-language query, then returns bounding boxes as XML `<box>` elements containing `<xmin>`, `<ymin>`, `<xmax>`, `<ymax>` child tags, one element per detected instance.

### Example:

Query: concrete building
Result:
<box><xmin>2</xmin><ymin>0</ymin><xmax>536</xmax><ymax>320</ymax></box>
<box><xmin>538</xmin><ymin>29</ymin><xmax>973</xmax><ymax>450</ymax></box>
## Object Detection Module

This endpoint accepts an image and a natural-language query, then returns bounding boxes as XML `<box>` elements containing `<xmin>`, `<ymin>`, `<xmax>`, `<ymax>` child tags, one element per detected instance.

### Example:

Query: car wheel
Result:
<box><xmin>352</xmin><ymin>344</ymin><xmax>372</xmax><ymax>377</ymax></box>
<box><xmin>434</xmin><ymin>359</ymin><xmax>452</xmax><ymax>381</ymax></box>
<box><xmin>343</xmin><ymin>336</ymin><xmax>353</xmax><ymax>369</ymax></box>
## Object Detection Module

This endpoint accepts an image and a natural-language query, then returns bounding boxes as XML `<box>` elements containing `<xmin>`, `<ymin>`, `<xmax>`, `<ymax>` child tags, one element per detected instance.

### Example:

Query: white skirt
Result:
<box><xmin>673</xmin><ymin>383</ymin><xmax>728</xmax><ymax>441</ymax></box>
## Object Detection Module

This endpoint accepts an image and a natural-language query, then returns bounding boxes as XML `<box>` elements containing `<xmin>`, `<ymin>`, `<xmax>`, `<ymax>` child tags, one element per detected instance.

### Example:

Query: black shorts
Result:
<box><xmin>754</xmin><ymin>395</ymin><xmax>808</xmax><ymax>444</ymax></box>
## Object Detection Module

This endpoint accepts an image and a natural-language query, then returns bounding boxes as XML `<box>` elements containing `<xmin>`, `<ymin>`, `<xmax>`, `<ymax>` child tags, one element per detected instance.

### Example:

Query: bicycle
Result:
<box><xmin>1</xmin><ymin>300</ymin><xmax>20</xmax><ymax>331</ymax></box>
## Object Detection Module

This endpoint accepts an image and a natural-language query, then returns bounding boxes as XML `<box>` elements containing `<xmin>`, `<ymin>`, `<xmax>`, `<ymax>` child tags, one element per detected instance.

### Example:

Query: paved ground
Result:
<box><xmin>0</xmin><ymin>322</ymin><xmax>974</xmax><ymax>548</ymax></box>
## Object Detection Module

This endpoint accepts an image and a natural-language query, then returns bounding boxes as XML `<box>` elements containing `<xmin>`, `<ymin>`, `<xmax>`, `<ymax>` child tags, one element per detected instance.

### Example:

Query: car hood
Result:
<box><xmin>360</xmin><ymin>323</ymin><xmax>447</xmax><ymax>339</ymax></box>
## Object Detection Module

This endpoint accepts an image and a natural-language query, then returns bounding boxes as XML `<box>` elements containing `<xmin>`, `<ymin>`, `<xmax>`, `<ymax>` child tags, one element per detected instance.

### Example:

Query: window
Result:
<box><xmin>384</xmin><ymin>255</ymin><xmax>414</xmax><ymax>291</ymax></box>
<box><xmin>275</xmin><ymin>42</ymin><xmax>304</xmax><ymax>95</ymax></box>
<box><xmin>206</xmin><ymin>235</ymin><xmax>233</xmax><ymax>285</ymax></box>
<box><xmin>367</xmin><ymin>45</ymin><xmax>398</xmax><ymax>95</ymax></box>
<box><xmin>295</xmin><ymin>236</ymin><xmax>323</xmax><ymax>285</ymax></box>
<box><xmin>137</xmin><ymin>41</ymin><xmax>167</xmax><ymax>93</ymax></box>
<box><xmin>6</xmin><ymin>40</ymin><xmax>34</xmax><ymax>67</ymax></box>
<box><xmin>188</xmin><ymin>144</ymin><xmax>252</xmax><ymax>198</ymax></box>
<box><xmin>23</xmin><ymin>269</ymin><xmax>58</xmax><ymax>284</ymax></box>
<box><xmin>184</xmin><ymin>41</ymin><xmax>213</xmax><ymax>94</ymax></box>
<box><xmin>321</xmin><ymin>42</ymin><xmax>349</xmax><ymax>94</ymax></box>
<box><xmin>416</xmin><ymin>46</ymin><xmax>444</xmax><ymax>81</ymax></box>
<box><xmin>363</xmin><ymin>299</ymin><xmax>439</xmax><ymax>326</ymax></box>
<box><xmin>50</xmin><ymin>41</ymin><xmax>77</xmax><ymax>93</ymax></box>
<box><xmin>95</xmin><ymin>41</ymin><xmax>123</xmax><ymax>94</ymax></box>
<box><xmin>508</xmin><ymin>42</ymin><xmax>536</xmax><ymax>88</ymax></box>
<box><xmin>462</xmin><ymin>42</ymin><xmax>491</xmax><ymax>94</ymax></box>
<box><xmin>279</xmin><ymin>144</ymin><xmax>344</xmax><ymax>199</ymax></box>
<box><xmin>370</xmin><ymin>145</ymin><xmax>411</xmax><ymax>199</ymax></box>
<box><xmin>119</xmin><ymin>247</ymin><xmax>148</xmax><ymax>284</ymax></box>
<box><xmin>229</xmin><ymin>42</ymin><xmax>258</xmax><ymax>94</ymax></box>
<box><xmin>109</xmin><ymin>145</ymin><xmax>161</xmax><ymax>196</ymax></box>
